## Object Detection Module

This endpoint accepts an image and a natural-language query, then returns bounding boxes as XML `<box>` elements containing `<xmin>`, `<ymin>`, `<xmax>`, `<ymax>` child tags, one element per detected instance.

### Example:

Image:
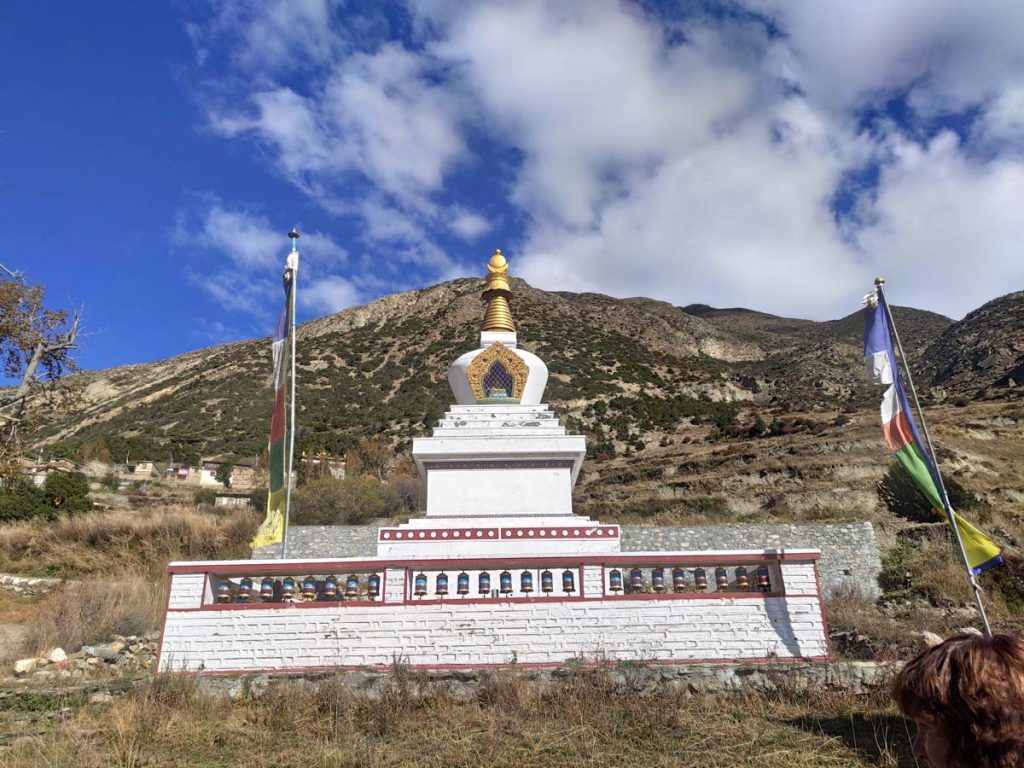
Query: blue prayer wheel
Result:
<box><xmin>629</xmin><ymin>568</ymin><xmax>644</xmax><ymax>591</ymax></box>
<box><xmin>216</xmin><ymin>579</ymin><xmax>233</xmax><ymax>603</ymax></box>
<box><xmin>715</xmin><ymin>567</ymin><xmax>729</xmax><ymax>591</ymax></box>
<box><xmin>693</xmin><ymin>568</ymin><xmax>708</xmax><ymax>591</ymax></box>
<box><xmin>520</xmin><ymin>570</ymin><xmax>534</xmax><ymax>593</ymax></box>
<box><xmin>457</xmin><ymin>572</ymin><xmax>470</xmax><ymax>595</ymax></box>
<box><xmin>562</xmin><ymin>569</ymin><xmax>576</xmax><ymax>593</ymax></box>
<box><xmin>323</xmin><ymin>575</ymin><xmax>338</xmax><ymax>599</ymax></box>
<box><xmin>609</xmin><ymin>569</ymin><xmax>623</xmax><ymax>592</ymax></box>
<box><xmin>345</xmin><ymin>574</ymin><xmax>360</xmax><ymax>598</ymax></box>
<box><xmin>260</xmin><ymin>577</ymin><xmax>275</xmax><ymax>601</ymax></box>
<box><xmin>436</xmin><ymin>572</ymin><xmax>449</xmax><ymax>596</ymax></box>
<box><xmin>302</xmin><ymin>575</ymin><xmax>318</xmax><ymax>601</ymax></box>
<box><xmin>651</xmin><ymin>567</ymin><xmax>666</xmax><ymax>592</ymax></box>
<box><xmin>735</xmin><ymin>566</ymin><xmax>750</xmax><ymax>590</ymax></box>
<box><xmin>237</xmin><ymin>577</ymin><xmax>253</xmax><ymax>602</ymax></box>
<box><xmin>367</xmin><ymin>573</ymin><xmax>380</xmax><ymax>598</ymax></box>
<box><xmin>281</xmin><ymin>576</ymin><xmax>296</xmax><ymax>601</ymax></box>
<box><xmin>541</xmin><ymin>570</ymin><xmax>554</xmax><ymax>593</ymax></box>
<box><xmin>478</xmin><ymin>571</ymin><xmax>491</xmax><ymax>594</ymax></box>
<box><xmin>414</xmin><ymin>572</ymin><xmax>427</xmax><ymax>597</ymax></box>
<box><xmin>499</xmin><ymin>570</ymin><xmax>513</xmax><ymax>594</ymax></box>
<box><xmin>672</xmin><ymin>567</ymin><xmax>687</xmax><ymax>593</ymax></box>
<box><xmin>756</xmin><ymin>565</ymin><xmax>771</xmax><ymax>592</ymax></box>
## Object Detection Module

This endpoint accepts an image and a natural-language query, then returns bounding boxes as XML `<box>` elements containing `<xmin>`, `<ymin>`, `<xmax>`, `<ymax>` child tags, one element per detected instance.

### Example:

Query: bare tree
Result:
<box><xmin>0</xmin><ymin>264</ymin><xmax>81</xmax><ymax>482</ymax></box>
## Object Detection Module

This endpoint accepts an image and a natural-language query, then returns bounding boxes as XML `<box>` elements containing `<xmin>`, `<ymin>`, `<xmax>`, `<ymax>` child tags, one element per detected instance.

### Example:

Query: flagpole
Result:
<box><xmin>283</xmin><ymin>228</ymin><xmax>300</xmax><ymax>559</ymax></box>
<box><xmin>875</xmin><ymin>278</ymin><xmax>993</xmax><ymax>637</ymax></box>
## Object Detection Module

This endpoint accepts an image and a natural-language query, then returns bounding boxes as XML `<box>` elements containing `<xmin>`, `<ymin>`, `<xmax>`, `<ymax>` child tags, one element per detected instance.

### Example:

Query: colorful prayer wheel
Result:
<box><xmin>457</xmin><ymin>572</ymin><xmax>470</xmax><ymax>595</ymax></box>
<box><xmin>302</xmin><ymin>575</ymin><xmax>318</xmax><ymax>601</ymax></box>
<box><xmin>629</xmin><ymin>568</ymin><xmax>644</xmax><ymax>591</ymax></box>
<box><xmin>756</xmin><ymin>565</ymin><xmax>771</xmax><ymax>593</ymax></box>
<box><xmin>345</xmin><ymin>574</ymin><xmax>360</xmax><ymax>598</ymax></box>
<box><xmin>651</xmin><ymin>567</ymin><xmax>666</xmax><ymax>592</ymax></box>
<box><xmin>322</xmin><ymin>574</ymin><xmax>338</xmax><ymax>599</ymax></box>
<box><xmin>237</xmin><ymin>577</ymin><xmax>253</xmax><ymax>602</ymax></box>
<box><xmin>735</xmin><ymin>567</ymin><xmax>749</xmax><ymax>590</ymax></box>
<box><xmin>520</xmin><ymin>570</ymin><xmax>534</xmax><ymax>593</ymax></box>
<box><xmin>499</xmin><ymin>570</ymin><xmax>513</xmax><ymax>594</ymax></box>
<box><xmin>414</xmin><ymin>572</ymin><xmax>427</xmax><ymax>597</ymax></box>
<box><xmin>541</xmin><ymin>570</ymin><xmax>554</xmax><ymax>593</ymax></box>
<box><xmin>260</xmin><ymin>576</ymin><xmax>275</xmax><ymax>601</ymax></box>
<box><xmin>216</xmin><ymin>579</ymin><xmax>233</xmax><ymax>603</ymax></box>
<box><xmin>367</xmin><ymin>573</ymin><xmax>380</xmax><ymax>598</ymax></box>
<box><xmin>672</xmin><ymin>567</ymin><xmax>687</xmax><ymax>593</ymax></box>
<box><xmin>693</xmin><ymin>568</ymin><xmax>708</xmax><ymax>591</ymax></box>
<box><xmin>609</xmin><ymin>569</ymin><xmax>623</xmax><ymax>592</ymax></box>
<box><xmin>281</xmin><ymin>576</ymin><xmax>296</xmax><ymax>601</ymax></box>
<box><xmin>715</xmin><ymin>567</ymin><xmax>729</xmax><ymax>591</ymax></box>
<box><xmin>478</xmin><ymin>571</ymin><xmax>492</xmax><ymax>595</ymax></box>
<box><xmin>436</xmin><ymin>572</ymin><xmax>449</xmax><ymax>596</ymax></box>
<box><xmin>562</xmin><ymin>569</ymin><xmax>576</xmax><ymax>593</ymax></box>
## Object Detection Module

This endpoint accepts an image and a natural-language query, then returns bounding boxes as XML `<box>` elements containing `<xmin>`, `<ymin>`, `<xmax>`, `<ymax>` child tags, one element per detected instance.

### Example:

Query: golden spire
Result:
<box><xmin>481</xmin><ymin>249</ymin><xmax>515</xmax><ymax>332</ymax></box>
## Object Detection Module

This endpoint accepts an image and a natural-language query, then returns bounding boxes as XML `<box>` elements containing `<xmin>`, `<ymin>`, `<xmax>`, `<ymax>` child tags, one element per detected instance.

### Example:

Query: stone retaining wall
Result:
<box><xmin>195</xmin><ymin>660</ymin><xmax>900</xmax><ymax>701</ymax></box>
<box><xmin>253</xmin><ymin>521</ymin><xmax>882</xmax><ymax>597</ymax></box>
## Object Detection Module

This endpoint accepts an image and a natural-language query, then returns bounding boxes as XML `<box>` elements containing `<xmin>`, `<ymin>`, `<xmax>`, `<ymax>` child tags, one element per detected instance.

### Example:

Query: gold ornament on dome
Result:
<box><xmin>481</xmin><ymin>249</ymin><xmax>515</xmax><ymax>332</ymax></box>
<box><xmin>466</xmin><ymin>342</ymin><xmax>529</xmax><ymax>403</ymax></box>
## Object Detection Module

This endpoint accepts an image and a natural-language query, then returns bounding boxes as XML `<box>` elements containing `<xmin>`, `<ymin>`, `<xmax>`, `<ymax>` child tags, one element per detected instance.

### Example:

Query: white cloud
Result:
<box><xmin>191</xmin><ymin>1</ymin><xmax>1024</xmax><ymax>320</ymax></box>
<box><xmin>448</xmin><ymin>207</ymin><xmax>491</xmax><ymax>240</ymax></box>
<box><xmin>302</xmin><ymin>274</ymin><xmax>360</xmax><ymax>314</ymax></box>
<box><xmin>856</xmin><ymin>130</ymin><xmax>1024</xmax><ymax>317</ymax></box>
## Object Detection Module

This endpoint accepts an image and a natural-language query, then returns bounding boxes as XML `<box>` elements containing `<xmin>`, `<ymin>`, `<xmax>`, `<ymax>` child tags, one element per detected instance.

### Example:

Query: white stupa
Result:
<box><xmin>377</xmin><ymin>250</ymin><xmax>617</xmax><ymax>557</ymax></box>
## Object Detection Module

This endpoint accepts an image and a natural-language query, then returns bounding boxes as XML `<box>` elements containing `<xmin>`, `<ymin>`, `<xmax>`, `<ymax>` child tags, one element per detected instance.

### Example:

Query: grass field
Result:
<box><xmin>0</xmin><ymin>671</ymin><xmax>917</xmax><ymax>767</ymax></box>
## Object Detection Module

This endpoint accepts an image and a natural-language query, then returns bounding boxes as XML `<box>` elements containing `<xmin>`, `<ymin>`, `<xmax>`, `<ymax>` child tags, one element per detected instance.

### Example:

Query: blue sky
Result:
<box><xmin>4</xmin><ymin>1</ymin><xmax>1023</xmax><ymax>374</ymax></box>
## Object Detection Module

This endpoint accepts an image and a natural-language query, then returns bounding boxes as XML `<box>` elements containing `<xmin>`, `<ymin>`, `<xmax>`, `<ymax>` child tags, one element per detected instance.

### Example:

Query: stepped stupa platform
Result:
<box><xmin>157</xmin><ymin>251</ymin><xmax>832</xmax><ymax>674</ymax></box>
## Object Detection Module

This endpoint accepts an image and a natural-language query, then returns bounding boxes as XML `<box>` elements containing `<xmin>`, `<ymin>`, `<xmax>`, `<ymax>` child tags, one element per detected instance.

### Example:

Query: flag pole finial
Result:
<box><xmin>874</xmin><ymin>276</ymin><xmax>885</xmax><ymax>286</ymax></box>
<box><xmin>289</xmin><ymin>228</ymin><xmax>300</xmax><ymax>252</ymax></box>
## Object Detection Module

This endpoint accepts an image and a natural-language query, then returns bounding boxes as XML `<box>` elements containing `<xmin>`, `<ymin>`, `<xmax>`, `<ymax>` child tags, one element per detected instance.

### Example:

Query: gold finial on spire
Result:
<box><xmin>481</xmin><ymin>248</ymin><xmax>515</xmax><ymax>332</ymax></box>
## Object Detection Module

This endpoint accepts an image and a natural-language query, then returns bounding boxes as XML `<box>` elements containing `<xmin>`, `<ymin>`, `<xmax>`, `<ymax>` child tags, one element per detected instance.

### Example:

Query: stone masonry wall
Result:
<box><xmin>253</xmin><ymin>521</ymin><xmax>881</xmax><ymax>598</ymax></box>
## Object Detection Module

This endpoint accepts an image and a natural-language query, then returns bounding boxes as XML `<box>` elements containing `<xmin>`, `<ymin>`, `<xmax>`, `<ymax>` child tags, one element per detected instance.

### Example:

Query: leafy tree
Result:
<box><xmin>0</xmin><ymin>480</ymin><xmax>50</xmax><ymax>521</ymax></box>
<box><xmin>42</xmin><ymin>471</ymin><xmax>91</xmax><ymax>513</ymax></box>
<box><xmin>0</xmin><ymin>265</ymin><xmax>80</xmax><ymax>482</ymax></box>
<box><xmin>214</xmin><ymin>462</ymin><xmax>234</xmax><ymax>489</ymax></box>
<box><xmin>344</xmin><ymin>436</ymin><xmax>393</xmax><ymax>481</ymax></box>
<box><xmin>292</xmin><ymin>475</ymin><xmax>403</xmax><ymax>525</ymax></box>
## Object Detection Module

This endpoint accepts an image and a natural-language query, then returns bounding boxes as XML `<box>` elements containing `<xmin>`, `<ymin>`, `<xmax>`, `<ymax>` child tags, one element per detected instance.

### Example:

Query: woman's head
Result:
<box><xmin>892</xmin><ymin>632</ymin><xmax>1024</xmax><ymax>767</ymax></box>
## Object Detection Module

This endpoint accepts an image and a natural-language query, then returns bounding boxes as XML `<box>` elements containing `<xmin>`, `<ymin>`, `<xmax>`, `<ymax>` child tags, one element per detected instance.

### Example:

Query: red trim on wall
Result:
<box><xmin>157</xmin><ymin>653</ymin><xmax>833</xmax><ymax>677</ymax></box>
<box><xmin>377</xmin><ymin>526</ymin><xmax>619</xmax><ymax>542</ymax></box>
<box><xmin>379</xmin><ymin>527</ymin><xmax>500</xmax><ymax>542</ymax></box>
<box><xmin>169</xmin><ymin>550</ymin><xmax>819</xmax><ymax>576</ymax></box>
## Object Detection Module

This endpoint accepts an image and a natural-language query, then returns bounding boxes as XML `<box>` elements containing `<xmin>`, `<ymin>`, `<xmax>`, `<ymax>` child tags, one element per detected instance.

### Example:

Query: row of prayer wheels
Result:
<box><xmin>608</xmin><ymin>566</ymin><xmax>771</xmax><ymax>593</ymax></box>
<box><xmin>413</xmin><ymin>569</ymin><xmax>576</xmax><ymax>597</ymax></box>
<box><xmin>215</xmin><ymin>574</ymin><xmax>381</xmax><ymax>603</ymax></box>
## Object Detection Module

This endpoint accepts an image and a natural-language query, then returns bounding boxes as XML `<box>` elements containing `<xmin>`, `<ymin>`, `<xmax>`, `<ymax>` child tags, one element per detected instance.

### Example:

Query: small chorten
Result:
<box><xmin>481</xmin><ymin>249</ymin><xmax>515</xmax><ymax>332</ymax></box>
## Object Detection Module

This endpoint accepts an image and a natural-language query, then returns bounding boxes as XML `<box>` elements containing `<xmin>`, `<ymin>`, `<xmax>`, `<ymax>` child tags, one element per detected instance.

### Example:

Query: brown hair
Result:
<box><xmin>892</xmin><ymin>633</ymin><xmax>1024</xmax><ymax>768</ymax></box>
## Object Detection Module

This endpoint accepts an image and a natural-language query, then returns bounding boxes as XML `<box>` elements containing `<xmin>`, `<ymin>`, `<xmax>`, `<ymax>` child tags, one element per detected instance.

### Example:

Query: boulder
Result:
<box><xmin>13</xmin><ymin>658</ymin><xmax>37</xmax><ymax>675</ymax></box>
<box><xmin>917</xmin><ymin>631</ymin><xmax>944</xmax><ymax>649</ymax></box>
<box><xmin>47</xmin><ymin>647</ymin><xmax>68</xmax><ymax>664</ymax></box>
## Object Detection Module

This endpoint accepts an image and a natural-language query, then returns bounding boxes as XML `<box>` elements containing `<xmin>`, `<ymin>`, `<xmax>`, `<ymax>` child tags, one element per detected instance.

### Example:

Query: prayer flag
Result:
<box><xmin>251</xmin><ymin>265</ymin><xmax>294</xmax><ymax>550</ymax></box>
<box><xmin>864</xmin><ymin>290</ymin><xmax>1002</xmax><ymax>574</ymax></box>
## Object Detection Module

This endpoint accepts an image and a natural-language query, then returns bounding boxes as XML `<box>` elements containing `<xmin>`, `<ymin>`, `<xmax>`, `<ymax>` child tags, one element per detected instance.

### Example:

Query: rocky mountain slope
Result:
<box><xmin>35</xmin><ymin>280</ymin><xmax>1023</xmax><ymax>531</ymax></box>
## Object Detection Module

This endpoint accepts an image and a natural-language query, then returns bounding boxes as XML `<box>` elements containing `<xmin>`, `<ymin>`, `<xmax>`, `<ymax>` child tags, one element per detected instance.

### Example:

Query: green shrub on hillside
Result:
<box><xmin>0</xmin><ymin>480</ymin><xmax>51</xmax><ymax>521</ymax></box>
<box><xmin>292</xmin><ymin>475</ymin><xmax>404</xmax><ymax>525</ymax></box>
<box><xmin>878</xmin><ymin>462</ymin><xmax>985</xmax><ymax>523</ymax></box>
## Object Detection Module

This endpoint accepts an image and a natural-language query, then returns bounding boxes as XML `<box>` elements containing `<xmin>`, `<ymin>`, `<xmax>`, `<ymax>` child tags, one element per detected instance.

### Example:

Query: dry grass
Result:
<box><xmin>0</xmin><ymin>670</ymin><xmax>917</xmax><ymax>767</ymax></box>
<box><xmin>0</xmin><ymin>505</ymin><xmax>258</xmax><ymax>579</ymax></box>
<box><xmin>21</xmin><ymin>574</ymin><xmax>165</xmax><ymax>656</ymax></box>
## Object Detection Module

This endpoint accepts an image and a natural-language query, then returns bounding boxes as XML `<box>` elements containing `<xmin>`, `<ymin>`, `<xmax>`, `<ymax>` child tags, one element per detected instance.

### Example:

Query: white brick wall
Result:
<box><xmin>167</xmin><ymin>574</ymin><xmax>205</xmax><ymax>610</ymax></box>
<box><xmin>160</xmin><ymin>594</ymin><xmax>827</xmax><ymax>673</ymax></box>
<box><xmin>160</xmin><ymin>556</ymin><xmax>829</xmax><ymax>674</ymax></box>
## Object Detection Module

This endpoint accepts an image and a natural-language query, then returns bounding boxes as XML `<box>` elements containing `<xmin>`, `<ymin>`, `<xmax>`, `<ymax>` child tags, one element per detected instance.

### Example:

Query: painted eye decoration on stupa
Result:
<box><xmin>467</xmin><ymin>342</ymin><xmax>529</xmax><ymax>403</ymax></box>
